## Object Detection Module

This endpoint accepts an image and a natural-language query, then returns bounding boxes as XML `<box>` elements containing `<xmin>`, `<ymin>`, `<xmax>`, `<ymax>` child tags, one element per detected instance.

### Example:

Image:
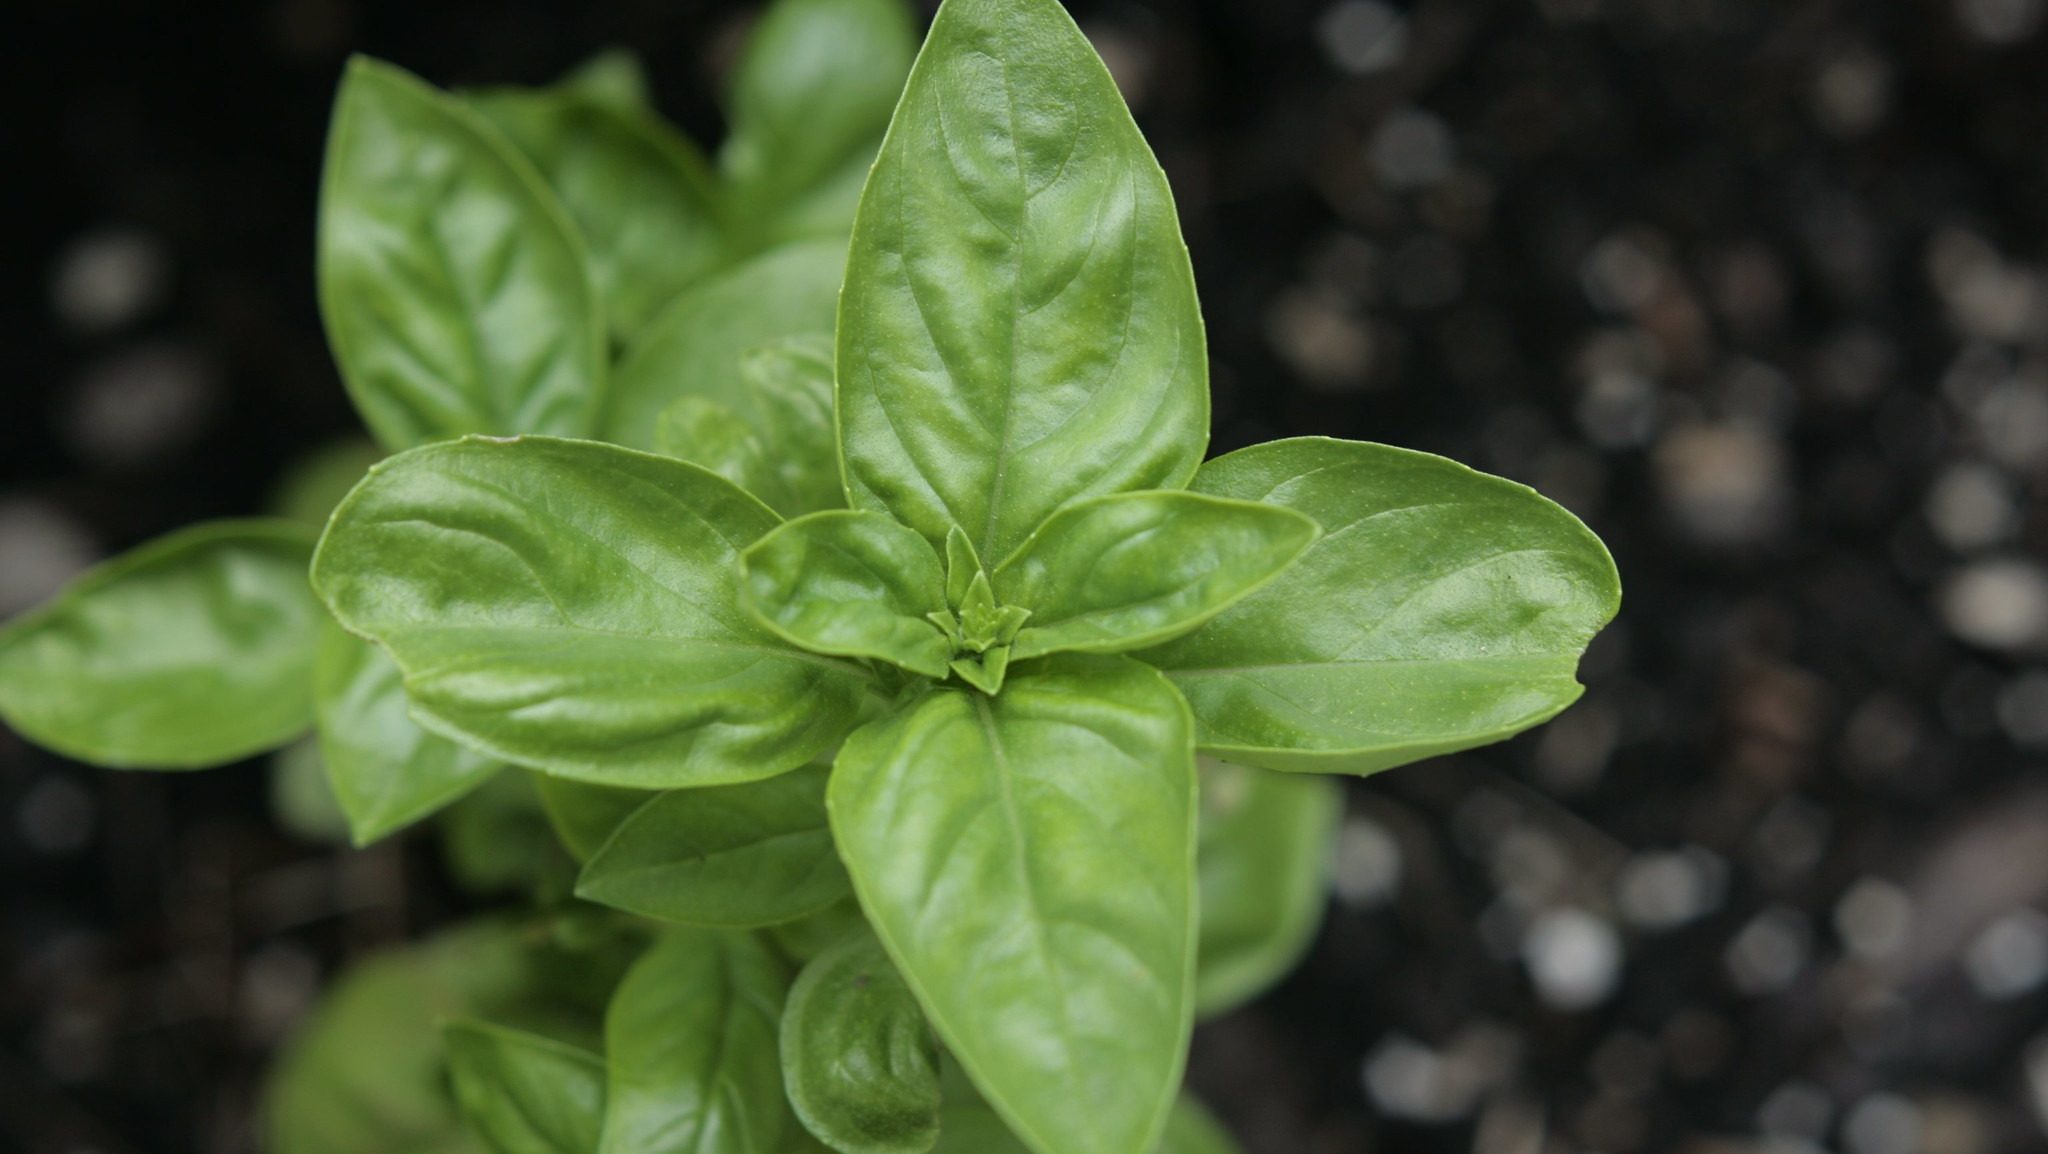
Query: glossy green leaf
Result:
<box><xmin>269</xmin><ymin>438</ymin><xmax>387</xmax><ymax>528</ymax></box>
<box><xmin>319</xmin><ymin>57</ymin><xmax>603</xmax><ymax>450</ymax></box>
<box><xmin>315</xmin><ymin>622</ymin><xmax>503</xmax><ymax>844</ymax></box>
<box><xmin>925</xmin><ymin>1074</ymin><xmax>1229</xmax><ymax>1154</ymax></box>
<box><xmin>312</xmin><ymin>436</ymin><xmax>873</xmax><ymax>788</ymax></box>
<box><xmin>736</xmin><ymin>338</ymin><xmax>846</xmax><ymax>516</ymax></box>
<box><xmin>1141</xmin><ymin>438</ymin><xmax>1621</xmax><ymax>775</ymax></box>
<box><xmin>722</xmin><ymin>0</ymin><xmax>916</xmax><ymax>240</ymax></box>
<box><xmin>468</xmin><ymin>84</ymin><xmax>725</xmax><ymax>341</ymax></box>
<box><xmin>266</xmin><ymin>919</ymin><xmax>619</xmax><ymax>1154</ymax></box>
<box><xmin>445</xmin><ymin>1021</ymin><xmax>606</xmax><ymax>1154</ymax></box>
<box><xmin>600</xmin><ymin>929</ymin><xmax>790</xmax><ymax>1154</ymax></box>
<box><xmin>835</xmin><ymin>0</ymin><xmax>1209</xmax><ymax>562</ymax></box>
<box><xmin>1193</xmin><ymin>759</ymin><xmax>1340</xmax><ymax>1017</ymax></box>
<box><xmin>577</xmin><ymin>765</ymin><xmax>850</xmax><ymax>927</ymax></box>
<box><xmin>740</xmin><ymin>512</ymin><xmax>952</xmax><ymax>678</ymax></box>
<box><xmin>0</xmin><ymin>519</ymin><xmax>320</xmax><ymax>768</ymax></box>
<box><xmin>993</xmin><ymin>492</ymin><xmax>1318</xmax><ymax>661</ymax></box>
<box><xmin>605</xmin><ymin>240</ymin><xmax>845</xmax><ymax>451</ymax></box>
<box><xmin>781</xmin><ymin>932</ymin><xmax>940</xmax><ymax>1154</ymax></box>
<box><xmin>830</xmin><ymin>654</ymin><xmax>1197</xmax><ymax>1154</ymax></box>
<box><xmin>536</xmin><ymin>776</ymin><xmax>653</xmax><ymax>863</ymax></box>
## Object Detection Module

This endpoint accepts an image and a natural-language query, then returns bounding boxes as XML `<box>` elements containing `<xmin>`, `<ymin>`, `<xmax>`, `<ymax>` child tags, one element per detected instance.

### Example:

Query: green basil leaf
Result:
<box><xmin>312</xmin><ymin>436</ymin><xmax>873</xmax><ymax>788</ymax></box>
<box><xmin>467</xmin><ymin>86</ymin><xmax>725</xmax><ymax>342</ymax></box>
<box><xmin>577</xmin><ymin>765</ymin><xmax>850</xmax><ymax>927</ymax></box>
<box><xmin>441</xmin><ymin>770</ymin><xmax>567</xmax><ymax>896</ymax></box>
<box><xmin>1155</xmin><ymin>1098</ymin><xmax>1240</xmax><ymax>1154</ymax></box>
<box><xmin>600</xmin><ymin>929</ymin><xmax>790</xmax><ymax>1154</ymax></box>
<box><xmin>781</xmin><ymin>931</ymin><xmax>941</xmax><ymax>1154</ymax></box>
<box><xmin>721</xmin><ymin>0</ymin><xmax>916</xmax><ymax>240</ymax></box>
<box><xmin>0</xmin><ymin>519</ymin><xmax>320</xmax><ymax>768</ymax></box>
<box><xmin>736</xmin><ymin>337</ymin><xmax>845</xmax><ymax>516</ymax></box>
<box><xmin>445</xmin><ymin>1021</ymin><xmax>607</xmax><ymax>1154</ymax></box>
<box><xmin>836</xmin><ymin>0</ymin><xmax>1209</xmax><ymax>563</ymax></box>
<box><xmin>656</xmin><ymin>398</ymin><xmax>780</xmax><ymax>503</ymax></box>
<box><xmin>605</xmin><ymin>239</ymin><xmax>844</xmax><ymax>451</ymax></box>
<box><xmin>560</xmin><ymin>50</ymin><xmax>653</xmax><ymax>115</ymax></box>
<box><xmin>319</xmin><ymin>57</ymin><xmax>604</xmax><ymax>450</ymax></box>
<box><xmin>830</xmin><ymin>654</ymin><xmax>1196</xmax><ymax>1154</ymax></box>
<box><xmin>993</xmin><ymin>492</ymin><xmax>1318</xmax><ymax>661</ymax></box>
<box><xmin>266</xmin><ymin>919</ymin><xmax>615</xmax><ymax>1154</ymax></box>
<box><xmin>1193</xmin><ymin>759</ymin><xmax>1339</xmax><ymax>1017</ymax></box>
<box><xmin>268</xmin><ymin>438</ymin><xmax>387</xmax><ymax>528</ymax></box>
<box><xmin>315</xmin><ymin>622</ymin><xmax>503</xmax><ymax>844</ymax></box>
<box><xmin>536</xmin><ymin>776</ymin><xmax>653</xmax><ymax>864</ymax></box>
<box><xmin>739</xmin><ymin>512</ymin><xmax>952</xmax><ymax>678</ymax></box>
<box><xmin>269</xmin><ymin>734</ymin><xmax>353</xmax><ymax>844</ymax></box>
<box><xmin>1141</xmin><ymin>438</ymin><xmax>1622</xmax><ymax>775</ymax></box>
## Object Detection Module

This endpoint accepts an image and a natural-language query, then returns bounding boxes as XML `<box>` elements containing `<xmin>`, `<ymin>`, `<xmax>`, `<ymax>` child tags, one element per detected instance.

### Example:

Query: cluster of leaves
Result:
<box><xmin>0</xmin><ymin>2</ymin><xmax>1619</xmax><ymax>1154</ymax></box>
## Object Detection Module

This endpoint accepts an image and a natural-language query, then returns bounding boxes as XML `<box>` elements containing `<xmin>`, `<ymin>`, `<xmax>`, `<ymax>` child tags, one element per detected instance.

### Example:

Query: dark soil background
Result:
<box><xmin>6</xmin><ymin>1</ymin><xmax>2048</xmax><ymax>1151</ymax></box>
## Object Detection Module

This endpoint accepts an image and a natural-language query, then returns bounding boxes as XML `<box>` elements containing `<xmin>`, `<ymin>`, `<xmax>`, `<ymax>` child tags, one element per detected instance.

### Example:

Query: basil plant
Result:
<box><xmin>1</xmin><ymin>1</ymin><xmax>1619</xmax><ymax>1153</ymax></box>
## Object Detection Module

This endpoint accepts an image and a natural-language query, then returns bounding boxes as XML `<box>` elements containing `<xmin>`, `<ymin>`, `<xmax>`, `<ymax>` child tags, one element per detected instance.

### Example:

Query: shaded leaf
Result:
<box><xmin>445</xmin><ymin>1021</ymin><xmax>606</xmax><ymax>1154</ymax></box>
<box><xmin>1193</xmin><ymin>759</ymin><xmax>1340</xmax><ymax>1017</ymax></box>
<box><xmin>0</xmin><ymin>519</ymin><xmax>320</xmax><ymax>768</ymax></box>
<box><xmin>781</xmin><ymin>932</ymin><xmax>941</xmax><ymax>1154</ymax></box>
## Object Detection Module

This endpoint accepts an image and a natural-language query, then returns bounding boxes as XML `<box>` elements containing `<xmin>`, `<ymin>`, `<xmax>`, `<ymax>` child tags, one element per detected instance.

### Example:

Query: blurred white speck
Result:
<box><xmin>1927</xmin><ymin>228</ymin><xmax>2044</xmax><ymax>344</ymax></box>
<box><xmin>18</xmin><ymin>776</ymin><xmax>95</xmax><ymax>856</ymax></box>
<box><xmin>1844</xmin><ymin>1093</ymin><xmax>1923</xmax><ymax>1154</ymax></box>
<box><xmin>1522</xmin><ymin>908</ymin><xmax>1622</xmax><ymax>1011</ymax></box>
<box><xmin>1958</xmin><ymin>0</ymin><xmax>2045</xmax><ymax>44</ymax></box>
<box><xmin>1616</xmin><ymin>848</ymin><xmax>1727</xmax><ymax>931</ymax></box>
<box><xmin>62</xmin><ymin>343</ymin><xmax>218</xmax><ymax>469</ymax></box>
<box><xmin>1333</xmin><ymin>815</ymin><xmax>1403</xmax><ymax>908</ymax></box>
<box><xmin>0</xmin><ymin>500</ymin><xmax>96</xmax><ymax>617</ymax></box>
<box><xmin>1653</xmin><ymin>422</ymin><xmax>1792</xmax><ymax>547</ymax></box>
<box><xmin>1727</xmin><ymin>906</ymin><xmax>1811</xmax><ymax>995</ymax></box>
<box><xmin>1812</xmin><ymin>45</ymin><xmax>1892</xmax><ymax>138</ymax></box>
<box><xmin>1265</xmin><ymin>288</ymin><xmax>1375</xmax><ymax>391</ymax></box>
<box><xmin>51</xmin><ymin>228</ymin><xmax>169</xmax><ymax>333</ymax></box>
<box><xmin>1996</xmin><ymin>672</ymin><xmax>2048</xmax><ymax>748</ymax></box>
<box><xmin>1362</xmin><ymin>1026</ymin><xmax>1517</xmax><ymax>1123</ymax></box>
<box><xmin>1577</xmin><ymin>368</ymin><xmax>1661</xmax><ymax>450</ymax></box>
<box><xmin>1972</xmin><ymin>376</ymin><xmax>2048</xmax><ymax>470</ymax></box>
<box><xmin>1834</xmin><ymin>878</ymin><xmax>1914</xmax><ymax>961</ymax></box>
<box><xmin>1317</xmin><ymin>0</ymin><xmax>1408</xmax><ymax>74</ymax></box>
<box><xmin>1963</xmin><ymin>908</ymin><xmax>2048</xmax><ymax>999</ymax></box>
<box><xmin>1925</xmin><ymin>462</ymin><xmax>2017</xmax><ymax>551</ymax></box>
<box><xmin>1938</xmin><ymin>559</ymin><xmax>2048</xmax><ymax>651</ymax></box>
<box><xmin>1370</xmin><ymin>108</ymin><xmax>1455</xmax><ymax>191</ymax></box>
<box><xmin>1758</xmin><ymin>1079</ymin><xmax>1834</xmax><ymax>1140</ymax></box>
<box><xmin>1750</xmin><ymin>797</ymin><xmax>1832</xmax><ymax>884</ymax></box>
<box><xmin>1581</xmin><ymin>232</ymin><xmax>1667</xmax><ymax>314</ymax></box>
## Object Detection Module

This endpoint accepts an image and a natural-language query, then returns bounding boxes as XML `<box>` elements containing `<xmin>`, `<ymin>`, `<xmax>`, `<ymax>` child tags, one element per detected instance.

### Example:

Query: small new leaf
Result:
<box><xmin>993</xmin><ymin>492</ymin><xmax>1319</xmax><ymax>661</ymax></box>
<box><xmin>740</xmin><ymin>511</ymin><xmax>954</xmax><ymax>678</ymax></box>
<box><xmin>577</xmin><ymin>765</ymin><xmax>850</xmax><ymax>927</ymax></box>
<box><xmin>781</xmin><ymin>932</ymin><xmax>942</xmax><ymax>1154</ymax></box>
<box><xmin>0</xmin><ymin>520</ymin><xmax>321</xmax><ymax>769</ymax></box>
